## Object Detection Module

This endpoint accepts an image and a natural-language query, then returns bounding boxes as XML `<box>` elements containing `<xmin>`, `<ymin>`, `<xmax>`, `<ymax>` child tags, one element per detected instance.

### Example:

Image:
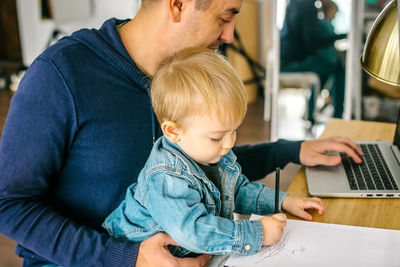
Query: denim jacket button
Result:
<box><xmin>244</xmin><ymin>244</ymin><xmax>251</xmax><ymax>251</ymax></box>
<box><xmin>224</xmin><ymin>195</ymin><xmax>229</xmax><ymax>200</ymax></box>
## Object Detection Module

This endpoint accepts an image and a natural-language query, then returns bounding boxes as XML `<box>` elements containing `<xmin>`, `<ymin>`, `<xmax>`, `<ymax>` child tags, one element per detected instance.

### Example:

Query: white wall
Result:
<box><xmin>16</xmin><ymin>0</ymin><xmax>141</xmax><ymax>66</ymax></box>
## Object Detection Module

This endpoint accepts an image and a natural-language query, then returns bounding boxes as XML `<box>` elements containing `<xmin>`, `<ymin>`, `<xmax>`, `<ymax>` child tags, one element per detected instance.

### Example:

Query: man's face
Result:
<box><xmin>179</xmin><ymin>0</ymin><xmax>243</xmax><ymax>50</ymax></box>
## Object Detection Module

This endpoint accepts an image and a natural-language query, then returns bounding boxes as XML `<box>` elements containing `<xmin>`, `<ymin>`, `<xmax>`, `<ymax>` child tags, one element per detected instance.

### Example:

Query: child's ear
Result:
<box><xmin>161</xmin><ymin>121</ymin><xmax>181</xmax><ymax>143</ymax></box>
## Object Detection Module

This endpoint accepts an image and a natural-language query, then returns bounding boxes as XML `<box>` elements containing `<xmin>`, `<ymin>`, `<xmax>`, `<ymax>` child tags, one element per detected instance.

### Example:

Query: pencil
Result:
<box><xmin>275</xmin><ymin>167</ymin><xmax>280</xmax><ymax>213</ymax></box>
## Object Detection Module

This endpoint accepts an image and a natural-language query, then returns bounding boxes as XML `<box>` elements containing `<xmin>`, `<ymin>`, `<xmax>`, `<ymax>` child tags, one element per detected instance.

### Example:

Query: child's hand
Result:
<box><xmin>281</xmin><ymin>195</ymin><xmax>324</xmax><ymax>221</ymax></box>
<box><xmin>259</xmin><ymin>213</ymin><xmax>287</xmax><ymax>246</ymax></box>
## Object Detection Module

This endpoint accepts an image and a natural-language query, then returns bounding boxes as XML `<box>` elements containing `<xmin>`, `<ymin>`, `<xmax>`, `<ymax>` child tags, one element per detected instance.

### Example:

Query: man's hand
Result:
<box><xmin>300</xmin><ymin>136</ymin><xmax>364</xmax><ymax>167</ymax></box>
<box><xmin>281</xmin><ymin>196</ymin><xmax>324</xmax><ymax>221</ymax></box>
<box><xmin>136</xmin><ymin>232</ymin><xmax>211</xmax><ymax>267</ymax></box>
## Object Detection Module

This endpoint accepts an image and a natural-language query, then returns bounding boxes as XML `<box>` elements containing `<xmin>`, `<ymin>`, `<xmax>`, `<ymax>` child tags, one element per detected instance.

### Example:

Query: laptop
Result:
<box><xmin>305</xmin><ymin>108</ymin><xmax>400</xmax><ymax>198</ymax></box>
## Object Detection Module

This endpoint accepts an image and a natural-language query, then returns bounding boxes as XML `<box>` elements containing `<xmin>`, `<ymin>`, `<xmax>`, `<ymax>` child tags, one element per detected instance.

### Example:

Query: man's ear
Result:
<box><xmin>161</xmin><ymin>121</ymin><xmax>181</xmax><ymax>142</ymax></box>
<box><xmin>168</xmin><ymin>0</ymin><xmax>185</xmax><ymax>22</ymax></box>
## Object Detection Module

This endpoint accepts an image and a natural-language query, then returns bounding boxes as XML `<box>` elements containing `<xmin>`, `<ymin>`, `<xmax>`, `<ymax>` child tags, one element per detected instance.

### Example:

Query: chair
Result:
<box><xmin>279</xmin><ymin>72</ymin><xmax>320</xmax><ymax>122</ymax></box>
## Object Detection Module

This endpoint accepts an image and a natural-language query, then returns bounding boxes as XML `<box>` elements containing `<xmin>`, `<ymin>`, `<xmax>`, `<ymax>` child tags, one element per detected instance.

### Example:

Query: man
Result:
<box><xmin>0</xmin><ymin>0</ymin><xmax>362</xmax><ymax>266</ymax></box>
<box><xmin>280</xmin><ymin>0</ymin><xmax>347</xmax><ymax>119</ymax></box>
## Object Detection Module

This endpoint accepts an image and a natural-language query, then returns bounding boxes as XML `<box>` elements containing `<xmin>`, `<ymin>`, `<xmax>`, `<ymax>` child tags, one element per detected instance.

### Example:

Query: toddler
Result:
<box><xmin>103</xmin><ymin>47</ymin><xmax>324</xmax><ymax>266</ymax></box>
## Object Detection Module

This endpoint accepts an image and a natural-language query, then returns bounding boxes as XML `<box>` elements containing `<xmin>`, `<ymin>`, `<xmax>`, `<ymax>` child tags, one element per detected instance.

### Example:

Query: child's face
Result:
<box><xmin>177</xmin><ymin>114</ymin><xmax>241</xmax><ymax>166</ymax></box>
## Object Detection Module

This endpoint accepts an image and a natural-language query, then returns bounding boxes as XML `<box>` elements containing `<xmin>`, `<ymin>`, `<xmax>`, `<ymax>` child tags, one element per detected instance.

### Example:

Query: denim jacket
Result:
<box><xmin>103</xmin><ymin>136</ymin><xmax>287</xmax><ymax>256</ymax></box>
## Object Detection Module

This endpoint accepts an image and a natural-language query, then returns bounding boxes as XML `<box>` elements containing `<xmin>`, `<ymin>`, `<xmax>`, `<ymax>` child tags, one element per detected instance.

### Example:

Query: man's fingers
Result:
<box><xmin>331</xmin><ymin>136</ymin><xmax>364</xmax><ymax>154</ymax></box>
<box><xmin>331</xmin><ymin>136</ymin><xmax>364</xmax><ymax>156</ymax></box>
<box><xmin>335</xmin><ymin>144</ymin><xmax>362</xmax><ymax>164</ymax></box>
<box><xmin>311</xmin><ymin>153</ymin><xmax>341</xmax><ymax>166</ymax></box>
<box><xmin>156</xmin><ymin>232</ymin><xmax>180</xmax><ymax>247</ymax></box>
<box><xmin>321</xmin><ymin>142</ymin><xmax>362</xmax><ymax>164</ymax></box>
<box><xmin>198</xmin><ymin>254</ymin><xmax>212</xmax><ymax>265</ymax></box>
<box><xmin>138</xmin><ymin>233</ymin><xmax>210</xmax><ymax>267</ymax></box>
<box><xmin>196</xmin><ymin>254</ymin><xmax>212</xmax><ymax>267</ymax></box>
<box><xmin>175</xmin><ymin>254</ymin><xmax>211</xmax><ymax>267</ymax></box>
<box><xmin>301</xmin><ymin>136</ymin><xmax>364</xmax><ymax>167</ymax></box>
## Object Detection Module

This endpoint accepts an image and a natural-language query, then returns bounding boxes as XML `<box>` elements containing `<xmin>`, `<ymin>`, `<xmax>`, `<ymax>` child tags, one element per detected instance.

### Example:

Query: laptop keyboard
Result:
<box><xmin>341</xmin><ymin>144</ymin><xmax>398</xmax><ymax>191</ymax></box>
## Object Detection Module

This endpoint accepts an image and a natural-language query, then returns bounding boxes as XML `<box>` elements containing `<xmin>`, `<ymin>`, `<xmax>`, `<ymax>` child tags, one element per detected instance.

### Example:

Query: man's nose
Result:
<box><xmin>219</xmin><ymin>21</ymin><xmax>235</xmax><ymax>44</ymax></box>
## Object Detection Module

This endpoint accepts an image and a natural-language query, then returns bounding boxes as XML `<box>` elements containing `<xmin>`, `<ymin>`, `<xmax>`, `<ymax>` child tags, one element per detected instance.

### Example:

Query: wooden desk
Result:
<box><xmin>287</xmin><ymin>119</ymin><xmax>400</xmax><ymax>230</ymax></box>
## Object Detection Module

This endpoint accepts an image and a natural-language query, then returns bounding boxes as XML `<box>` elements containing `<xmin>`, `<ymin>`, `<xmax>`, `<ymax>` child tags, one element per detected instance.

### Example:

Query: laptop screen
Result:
<box><xmin>394</xmin><ymin>107</ymin><xmax>400</xmax><ymax>148</ymax></box>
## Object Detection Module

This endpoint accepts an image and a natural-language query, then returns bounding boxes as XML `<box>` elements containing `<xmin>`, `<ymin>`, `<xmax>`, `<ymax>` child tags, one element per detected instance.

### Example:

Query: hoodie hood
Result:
<box><xmin>69</xmin><ymin>18</ymin><xmax>151</xmax><ymax>92</ymax></box>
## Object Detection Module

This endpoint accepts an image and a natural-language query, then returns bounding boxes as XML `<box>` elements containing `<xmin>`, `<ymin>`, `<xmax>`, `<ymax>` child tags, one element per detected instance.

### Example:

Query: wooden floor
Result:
<box><xmin>0</xmin><ymin>90</ymin><xmax>299</xmax><ymax>266</ymax></box>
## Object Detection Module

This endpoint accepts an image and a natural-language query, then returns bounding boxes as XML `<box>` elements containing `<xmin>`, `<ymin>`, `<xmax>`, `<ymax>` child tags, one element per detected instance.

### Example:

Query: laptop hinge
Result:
<box><xmin>391</xmin><ymin>145</ymin><xmax>400</xmax><ymax>167</ymax></box>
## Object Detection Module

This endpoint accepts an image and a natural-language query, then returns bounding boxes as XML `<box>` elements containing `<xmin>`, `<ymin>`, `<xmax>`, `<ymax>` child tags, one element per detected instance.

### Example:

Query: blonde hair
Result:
<box><xmin>151</xmin><ymin>47</ymin><xmax>247</xmax><ymax>126</ymax></box>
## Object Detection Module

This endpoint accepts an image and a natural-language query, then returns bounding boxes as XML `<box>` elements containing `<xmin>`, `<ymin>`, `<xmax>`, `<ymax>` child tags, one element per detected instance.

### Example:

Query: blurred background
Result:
<box><xmin>0</xmin><ymin>0</ymin><xmax>398</xmax><ymax>266</ymax></box>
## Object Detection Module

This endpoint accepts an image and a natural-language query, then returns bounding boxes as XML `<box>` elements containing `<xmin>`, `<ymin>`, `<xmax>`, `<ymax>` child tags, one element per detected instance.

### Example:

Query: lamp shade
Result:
<box><xmin>361</xmin><ymin>0</ymin><xmax>400</xmax><ymax>86</ymax></box>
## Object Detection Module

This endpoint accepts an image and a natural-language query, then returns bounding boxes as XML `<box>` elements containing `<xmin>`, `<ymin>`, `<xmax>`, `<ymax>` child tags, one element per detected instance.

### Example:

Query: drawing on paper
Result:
<box><xmin>253</xmin><ymin>229</ymin><xmax>291</xmax><ymax>264</ymax></box>
<box><xmin>242</xmin><ymin>229</ymin><xmax>307</xmax><ymax>265</ymax></box>
<box><xmin>226</xmin><ymin>218</ymin><xmax>400</xmax><ymax>267</ymax></box>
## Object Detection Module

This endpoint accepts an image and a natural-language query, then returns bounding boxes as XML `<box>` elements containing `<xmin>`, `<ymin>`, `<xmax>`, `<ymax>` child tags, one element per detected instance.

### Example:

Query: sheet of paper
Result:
<box><xmin>225</xmin><ymin>216</ymin><xmax>400</xmax><ymax>267</ymax></box>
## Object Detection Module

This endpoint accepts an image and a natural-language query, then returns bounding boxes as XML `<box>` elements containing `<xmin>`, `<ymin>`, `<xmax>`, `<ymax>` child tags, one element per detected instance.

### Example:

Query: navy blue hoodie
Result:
<box><xmin>0</xmin><ymin>18</ymin><xmax>301</xmax><ymax>266</ymax></box>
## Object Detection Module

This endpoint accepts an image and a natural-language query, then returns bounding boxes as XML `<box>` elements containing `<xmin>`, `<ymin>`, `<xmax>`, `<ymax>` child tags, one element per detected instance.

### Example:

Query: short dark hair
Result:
<box><xmin>194</xmin><ymin>0</ymin><xmax>213</xmax><ymax>10</ymax></box>
<box><xmin>141</xmin><ymin>0</ymin><xmax>158</xmax><ymax>9</ymax></box>
<box><xmin>322</xmin><ymin>0</ymin><xmax>338</xmax><ymax>15</ymax></box>
<box><xmin>141</xmin><ymin>0</ymin><xmax>213</xmax><ymax>11</ymax></box>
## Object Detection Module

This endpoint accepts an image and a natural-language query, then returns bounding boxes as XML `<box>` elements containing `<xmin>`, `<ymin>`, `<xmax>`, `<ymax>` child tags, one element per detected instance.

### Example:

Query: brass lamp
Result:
<box><xmin>361</xmin><ymin>0</ymin><xmax>400</xmax><ymax>86</ymax></box>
